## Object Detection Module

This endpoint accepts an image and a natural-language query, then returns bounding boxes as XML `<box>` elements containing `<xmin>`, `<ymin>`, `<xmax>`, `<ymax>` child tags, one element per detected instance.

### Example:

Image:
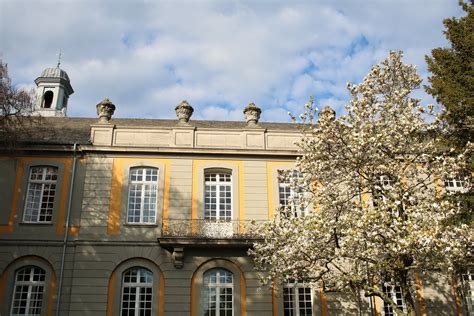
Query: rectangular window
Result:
<box><xmin>444</xmin><ymin>175</ymin><xmax>469</xmax><ymax>193</ymax></box>
<box><xmin>127</xmin><ymin>167</ymin><xmax>158</xmax><ymax>224</ymax></box>
<box><xmin>23</xmin><ymin>166</ymin><xmax>58</xmax><ymax>223</ymax></box>
<box><xmin>382</xmin><ymin>282</ymin><xmax>405</xmax><ymax>316</ymax></box>
<box><xmin>372</xmin><ymin>175</ymin><xmax>393</xmax><ymax>208</ymax></box>
<box><xmin>204</xmin><ymin>172</ymin><xmax>232</xmax><ymax>221</ymax></box>
<box><xmin>283</xmin><ymin>283</ymin><xmax>313</xmax><ymax>316</ymax></box>
<box><xmin>278</xmin><ymin>171</ymin><xmax>308</xmax><ymax>217</ymax></box>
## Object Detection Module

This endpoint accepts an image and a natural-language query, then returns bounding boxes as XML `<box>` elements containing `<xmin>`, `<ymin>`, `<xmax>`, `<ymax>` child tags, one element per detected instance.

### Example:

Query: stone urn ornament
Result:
<box><xmin>175</xmin><ymin>100</ymin><xmax>194</xmax><ymax>124</ymax></box>
<box><xmin>96</xmin><ymin>98</ymin><xmax>116</xmax><ymax>123</ymax></box>
<box><xmin>243</xmin><ymin>102</ymin><xmax>261</xmax><ymax>126</ymax></box>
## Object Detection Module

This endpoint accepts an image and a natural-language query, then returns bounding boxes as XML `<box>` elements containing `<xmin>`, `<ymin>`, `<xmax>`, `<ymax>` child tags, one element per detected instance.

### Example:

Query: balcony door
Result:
<box><xmin>203</xmin><ymin>171</ymin><xmax>233</xmax><ymax>237</ymax></box>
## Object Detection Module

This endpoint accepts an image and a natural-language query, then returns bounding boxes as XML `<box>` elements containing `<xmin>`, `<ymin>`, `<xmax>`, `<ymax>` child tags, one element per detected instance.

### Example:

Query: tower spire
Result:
<box><xmin>56</xmin><ymin>50</ymin><xmax>62</xmax><ymax>68</ymax></box>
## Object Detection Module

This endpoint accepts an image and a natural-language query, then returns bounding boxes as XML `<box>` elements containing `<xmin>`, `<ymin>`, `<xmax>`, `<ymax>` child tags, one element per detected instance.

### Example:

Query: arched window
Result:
<box><xmin>203</xmin><ymin>269</ymin><xmax>233</xmax><ymax>316</ymax></box>
<box><xmin>127</xmin><ymin>167</ymin><xmax>158</xmax><ymax>224</ymax></box>
<box><xmin>23</xmin><ymin>166</ymin><xmax>58</xmax><ymax>223</ymax></box>
<box><xmin>43</xmin><ymin>91</ymin><xmax>53</xmax><ymax>108</ymax></box>
<box><xmin>204</xmin><ymin>170</ymin><xmax>232</xmax><ymax>221</ymax></box>
<box><xmin>121</xmin><ymin>267</ymin><xmax>153</xmax><ymax>316</ymax></box>
<box><xmin>10</xmin><ymin>266</ymin><xmax>46</xmax><ymax>316</ymax></box>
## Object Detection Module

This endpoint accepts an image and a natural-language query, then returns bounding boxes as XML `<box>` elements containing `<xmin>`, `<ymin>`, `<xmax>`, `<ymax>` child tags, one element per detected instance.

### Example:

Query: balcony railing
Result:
<box><xmin>162</xmin><ymin>219</ymin><xmax>265</xmax><ymax>239</ymax></box>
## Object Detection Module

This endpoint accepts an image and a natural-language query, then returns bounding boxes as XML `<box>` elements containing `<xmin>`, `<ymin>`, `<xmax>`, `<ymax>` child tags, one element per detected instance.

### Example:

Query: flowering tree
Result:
<box><xmin>250</xmin><ymin>52</ymin><xmax>472</xmax><ymax>315</ymax></box>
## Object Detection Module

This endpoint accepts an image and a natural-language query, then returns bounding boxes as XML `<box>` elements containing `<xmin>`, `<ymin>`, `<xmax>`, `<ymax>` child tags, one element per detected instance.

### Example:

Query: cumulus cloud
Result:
<box><xmin>0</xmin><ymin>0</ymin><xmax>464</xmax><ymax>121</ymax></box>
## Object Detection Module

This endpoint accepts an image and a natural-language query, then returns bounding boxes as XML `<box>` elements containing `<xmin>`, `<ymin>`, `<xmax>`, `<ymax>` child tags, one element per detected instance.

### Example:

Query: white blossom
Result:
<box><xmin>250</xmin><ymin>51</ymin><xmax>473</xmax><ymax>316</ymax></box>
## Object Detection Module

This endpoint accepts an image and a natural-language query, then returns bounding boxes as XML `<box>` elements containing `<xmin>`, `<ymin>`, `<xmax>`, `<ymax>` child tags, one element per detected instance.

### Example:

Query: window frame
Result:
<box><xmin>204</xmin><ymin>170</ymin><xmax>233</xmax><ymax>222</ymax></box>
<box><xmin>461</xmin><ymin>269</ymin><xmax>474</xmax><ymax>316</ymax></box>
<box><xmin>372</xmin><ymin>174</ymin><xmax>394</xmax><ymax>208</ymax></box>
<box><xmin>278</xmin><ymin>170</ymin><xmax>309</xmax><ymax>217</ymax></box>
<box><xmin>118</xmin><ymin>160</ymin><xmax>166</xmax><ymax>231</ymax></box>
<box><xmin>126</xmin><ymin>167</ymin><xmax>159</xmax><ymax>225</ymax></box>
<box><xmin>195</xmin><ymin>163</ymin><xmax>240</xmax><ymax>223</ymax></box>
<box><xmin>23</xmin><ymin>166</ymin><xmax>59</xmax><ymax>224</ymax></box>
<box><xmin>444</xmin><ymin>174</ymin><xmax>469</xmax><ymax>193</ymax></box>
<box><xmin>120</xmin><ymin>267</ymin><xmax>154</xmax><ymax>316</ymax></box>
<box><xmin>1</xmin><ymin>257</ymin><xmax>55</xmax><ymax>316</ymax></box>
<box><xmin>109</xmin><ymin>259</ymin><xmax>163</xmax><ymax>316</ymax></box>
<box><xmin>192</xmin><ymin>259</ymin><xmax>243</xmax><ymax>316</ymax></box>
<box><xmin>381</xmin><ymin>281</ymin><xmax>406</xmax><ymax>316</ymax></box>
<box><xmin>282</xmin><ymin>282</ymin><xmax>314</xmax><ymax>316</ymax></box>
<box><xmin>203</xmin><ymin>268</ymin><xmax>234</xmax><ymax>316</ymax></box>
<box><xmin>10</xmin><ymin>266</ymin><xmax>46</xmax><ymax>316</ymax></box>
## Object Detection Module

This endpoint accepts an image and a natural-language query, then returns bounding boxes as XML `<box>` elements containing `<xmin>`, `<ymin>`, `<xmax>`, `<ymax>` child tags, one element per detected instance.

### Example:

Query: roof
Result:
<box><xmin>34</xmin><ymin>67</ymin><xmax>74</xmax><ymax>95</ymax></box>
<box><xmin>38</xmin><ymin>67</ymin><xmax>71</xmax><ymax>82</ymax></box>
<box><xmin>21</xmin><ymin>117</ymin><xmax>302</xmax><ymax>145</ymax></box>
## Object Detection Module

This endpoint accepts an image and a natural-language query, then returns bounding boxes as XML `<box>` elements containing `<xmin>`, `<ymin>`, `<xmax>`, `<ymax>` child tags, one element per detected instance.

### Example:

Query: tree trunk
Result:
<box><xmin>400</xmin><ymin>270</ymin><xmax>416</xmax><ymax>316</ymax></box>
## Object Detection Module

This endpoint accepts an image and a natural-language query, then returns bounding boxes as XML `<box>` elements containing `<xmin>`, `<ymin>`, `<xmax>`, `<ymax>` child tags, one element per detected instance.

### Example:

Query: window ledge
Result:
<box><xmin>19</xmin><ymin>222</ymin><xmax>53</xmax><ymax>226</ymax></box>
<box><xmin>124</xmin><ymin>223</ymin><xmax>159</xmax><ymax>227</ymax></box>
<box><xmin>158</xmin><ymin>236</ymin><xmax>261</xmax><ymax>248</ymax></box>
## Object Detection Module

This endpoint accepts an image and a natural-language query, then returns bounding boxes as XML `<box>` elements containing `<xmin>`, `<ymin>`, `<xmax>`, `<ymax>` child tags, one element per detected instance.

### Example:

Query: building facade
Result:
<box><xmin>0</xmin><ymin>67</ymin><xmax>471</xmax><ymax>316</ymax></box>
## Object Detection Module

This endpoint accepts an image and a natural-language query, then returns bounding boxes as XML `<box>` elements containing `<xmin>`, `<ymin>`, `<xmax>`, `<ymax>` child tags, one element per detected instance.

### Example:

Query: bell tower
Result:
<box><xmin>34</xmin><ymin>63</ymin><xmax>74</xmax><ymax>117</ymax></box>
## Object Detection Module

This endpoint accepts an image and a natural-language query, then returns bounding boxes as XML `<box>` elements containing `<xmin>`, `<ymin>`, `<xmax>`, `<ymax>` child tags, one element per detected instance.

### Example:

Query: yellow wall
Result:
<box><xmin>0</xmin><ymin>157</ymin><xmax>79</xmax><ymax>235</ymax></box>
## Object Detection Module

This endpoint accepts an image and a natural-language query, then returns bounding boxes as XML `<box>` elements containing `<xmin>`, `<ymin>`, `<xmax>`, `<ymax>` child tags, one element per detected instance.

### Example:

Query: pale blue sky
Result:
<box><xmin>0</xmin><ymin>0</ymin><xmax>465</xmax><ymax>122</ymax></box>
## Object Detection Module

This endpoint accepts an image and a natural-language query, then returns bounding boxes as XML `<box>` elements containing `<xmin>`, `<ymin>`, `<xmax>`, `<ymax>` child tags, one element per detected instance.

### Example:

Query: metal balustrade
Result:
<box><xmin>161</xmin><ymin>219</ymin><xmax>265</xmax><ymax>239</ymax></box>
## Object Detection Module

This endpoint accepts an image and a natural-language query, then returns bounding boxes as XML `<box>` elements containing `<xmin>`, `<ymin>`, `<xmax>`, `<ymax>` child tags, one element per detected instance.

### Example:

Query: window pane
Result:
<box><xmin>284</xmin><ymin>284</ymin><xmax>312</xmax><ymax>316</ymax></box>
<box><xmin>382</xmin><ymin>282</ymin><xmax>406</xmax><ymax>316</ymax></box>
<box><xmin>127</xmin><ymin>168</ymin><xmax>158</xmax><ymax>224</ymax></box>
<box><xmin>278</xmin><ymin>171</ymin><xmax>307</xmax><ymax>217</ymax></box>
<box><xmin>11</xmin><ymin>266</ymin><xmax>45</xmax><ymax>316</ymax></box>
<box><xmin>444</xmin><ymin>174</ymin><xmax>469</xmax><ymax>192</ymax></box>
<box><xmin>204</xmin><ymin>269</ymin><xmax>233</xmax><ymax>316</ymax></box>
<box><xmin>24</xmin><ymin>167</ymin><xmax>58</xmax><ymax>223</ymax></box>
<box><xmin>204</xmin><ymin>173</ymin><xmax>232</xmax><ymax>221</ymax></box>
<box><xmin>121</xmin><ymin>268</ymin><xmax>153</xmax><ymax>316</ymax></box>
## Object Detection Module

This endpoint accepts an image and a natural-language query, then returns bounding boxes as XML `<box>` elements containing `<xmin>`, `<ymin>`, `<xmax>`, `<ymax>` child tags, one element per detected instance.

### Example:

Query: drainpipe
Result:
<box><xmin>55</xmin><ymin>143</ymin><xmax>78</xmax><ymax>316</ymax></box>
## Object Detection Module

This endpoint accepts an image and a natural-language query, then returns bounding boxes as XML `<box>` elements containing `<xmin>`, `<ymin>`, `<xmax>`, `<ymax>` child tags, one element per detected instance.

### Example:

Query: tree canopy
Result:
<box><xmin>425</xmin><ymin>0</ymin><xmax>474</xmax><ymax>147</ymax></box>
<box><xmin>251</xmin><ymin>52</ymin><xmax>472</xmax><ymax>316</ymax></box>
<box><xmin>0</xmin><ymin>61</ymin><xmax>38</xmax><ymax>149</ymax></box>
<box><xmin>425</xmin><ymin>0</ymin><xmax>473</xmax><ymax>234</ymax></box>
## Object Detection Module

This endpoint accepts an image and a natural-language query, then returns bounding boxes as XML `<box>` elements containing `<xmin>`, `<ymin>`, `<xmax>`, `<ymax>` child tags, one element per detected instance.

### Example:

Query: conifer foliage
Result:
<box><xmin>425</xmin><ymin>0</ymin><xmax>474</xmax><ymax>147</ymax></box>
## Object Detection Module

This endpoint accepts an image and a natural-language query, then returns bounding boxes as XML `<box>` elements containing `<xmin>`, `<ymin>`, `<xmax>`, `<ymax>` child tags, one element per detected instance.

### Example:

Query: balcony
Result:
<box><xmin>162</xmin><ymin>218</ymin><xmax>264</xmax><ymax>238</ymax></box>
<box><xmin>157</xmin><ymin>219</ymin><xmax>265</xmax><ymax>268</ymax></box>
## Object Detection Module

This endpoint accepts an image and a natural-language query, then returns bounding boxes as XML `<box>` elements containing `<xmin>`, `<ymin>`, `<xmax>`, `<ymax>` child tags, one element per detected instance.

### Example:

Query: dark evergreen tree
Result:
<box><xmin>426</xmin><ymin>1</ymin><xmax>473</xmax><ymax>228</ymax></box>
<box><xmin>425</xmin><ymin>0</ymin><xmax>474</xmax><ymax>147</ymax></box>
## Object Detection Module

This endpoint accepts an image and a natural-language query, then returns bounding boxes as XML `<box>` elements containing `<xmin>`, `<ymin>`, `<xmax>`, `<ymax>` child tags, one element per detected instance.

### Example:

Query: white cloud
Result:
<box><xmin>0</xmin><ymin>0</ymin><xmax>464</xmax><ymax>121</ymax></box>
<box><xmin>197</xmin><ymin>106</ymin><xmax>242</xmax><ymax>122</ymax></box>
<box><xmin>263</xmin><ymin>107</ymin><xmax>292</xmax><ymax>123</ymax></box>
